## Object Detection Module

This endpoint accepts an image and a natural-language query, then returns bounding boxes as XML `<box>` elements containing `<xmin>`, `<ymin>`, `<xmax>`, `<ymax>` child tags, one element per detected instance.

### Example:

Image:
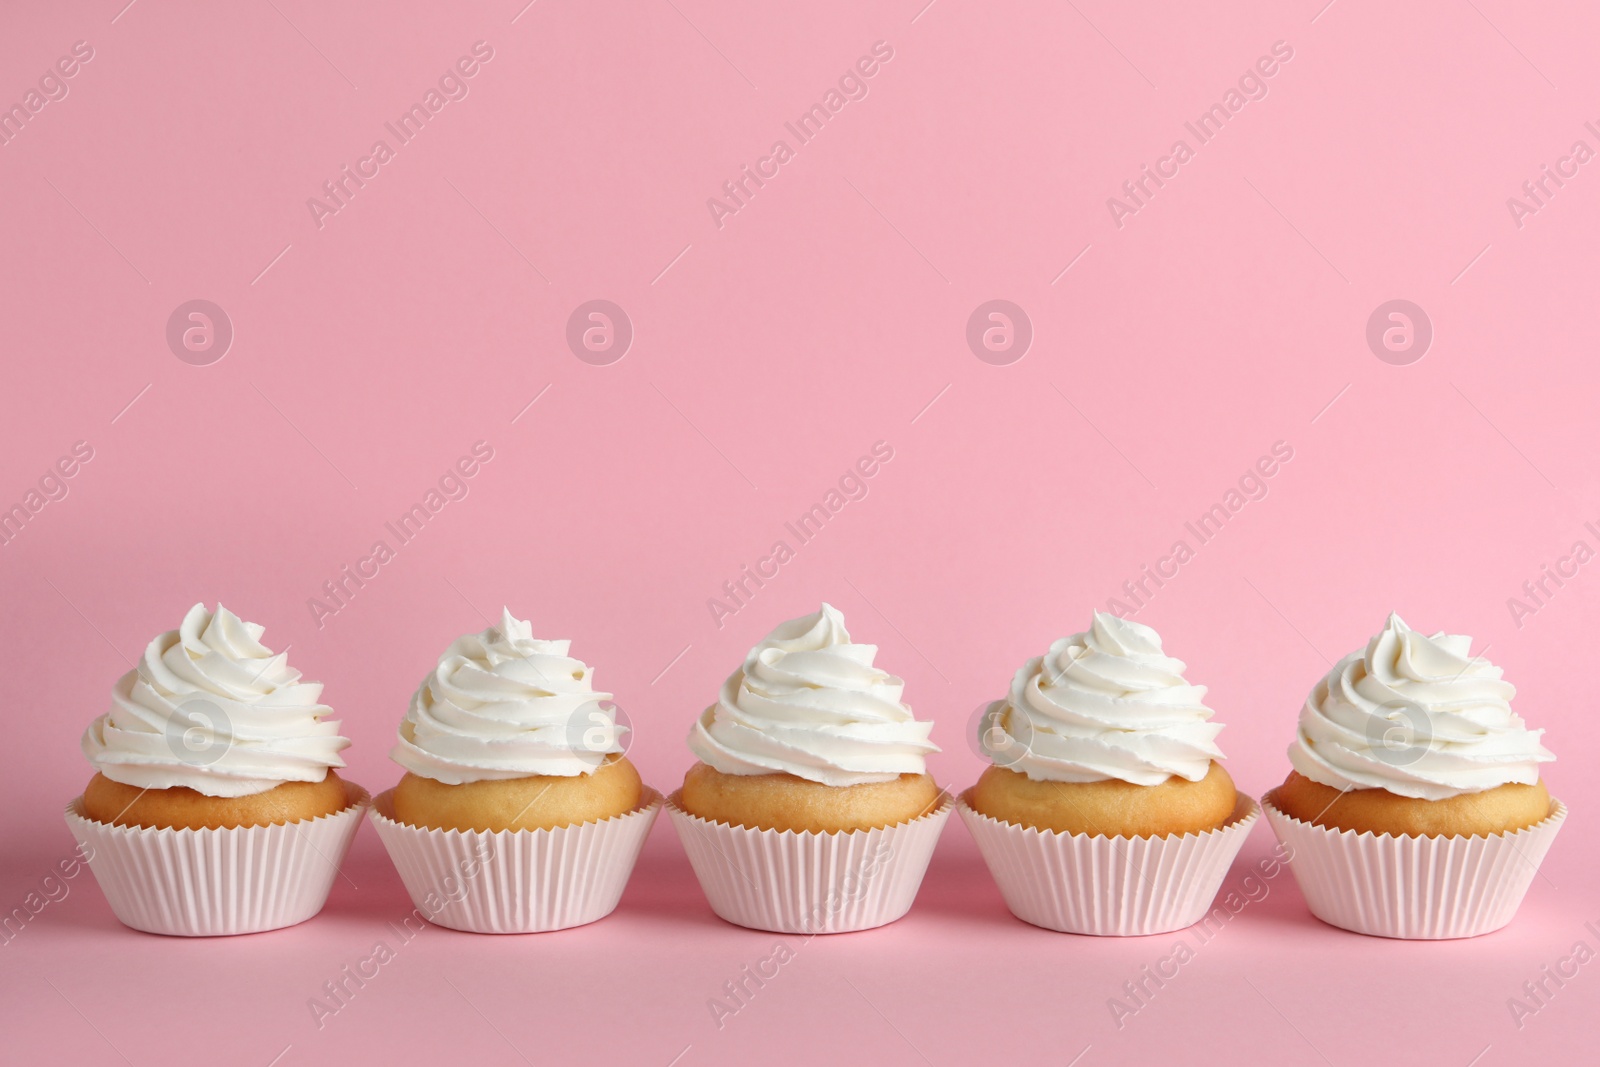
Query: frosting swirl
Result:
<box><xmin>81</xmin><ymin>604</ymin><xmax>348</xmax><ymax>797</ymax></box>
<box><xmin>1289</xmin><ymin>613</ymin><xmax>1554</xmax><ymax>800</ymax></box>
<box><xmin>391</xmin><ymin>609</ymin><xmax>626</xmax><ymax>783</ymax></box>
<box><xmin>687</xmin><ymin>604</ymin><xmax>938</xmax><ymax>787</ymax></box>
<box><xmin>980</xmin><ymin>613</ymin><xmax>1224</xmax><ymax>785</ymax></box>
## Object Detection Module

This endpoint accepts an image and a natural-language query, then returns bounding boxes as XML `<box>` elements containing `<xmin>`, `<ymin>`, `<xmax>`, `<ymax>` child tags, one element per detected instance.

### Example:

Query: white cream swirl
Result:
<box><xmin>687</xmin><ymin>604</ymin><xmax>938</xmax><ymax>787</ymax></box>
<box><xmin>81</xmin><ymin>604</ymin><xmax>348</xmax><ymax>797</ymax></box>
<box><xmin>1289</xmin><ymin>613</ymin><xmax>1554</xmax><ymax>801</ymax></box>
<box><xmin>980</xmin><ymin>613</ymin><xmax>1224</xmax><ymax>785</ymax></box>
<box><xmin>391</xmin><ymin>609</ymin><xmax>626</xmax><ymax>783</ymax></box>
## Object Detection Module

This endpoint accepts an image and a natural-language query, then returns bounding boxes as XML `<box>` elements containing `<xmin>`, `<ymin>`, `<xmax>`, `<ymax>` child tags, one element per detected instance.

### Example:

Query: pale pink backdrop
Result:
<box><xmin>3</xmin><ymin>1</ymin><xmax>1597</xmax><ymax>1064</ymax></box>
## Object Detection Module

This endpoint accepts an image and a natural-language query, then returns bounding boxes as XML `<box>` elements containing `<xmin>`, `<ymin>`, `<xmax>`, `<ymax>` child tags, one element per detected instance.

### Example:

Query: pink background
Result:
<box><xmin>3</xmin><ymin>1</ymin><xmax>1597</xmax><ymax>1063</ymax></box>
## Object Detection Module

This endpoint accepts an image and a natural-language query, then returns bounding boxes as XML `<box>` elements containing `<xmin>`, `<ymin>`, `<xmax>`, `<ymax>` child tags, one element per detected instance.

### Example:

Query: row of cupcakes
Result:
<box><xmin>66</xmin><ymin>602</ymin><xmax>1563</xmax><ymax>940</ymax></box>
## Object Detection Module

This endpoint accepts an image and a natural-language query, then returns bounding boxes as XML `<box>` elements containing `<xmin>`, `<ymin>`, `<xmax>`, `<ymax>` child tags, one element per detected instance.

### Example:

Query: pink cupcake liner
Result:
<box><xmin>368</xmin><ymin>787</ymin><xmax>662</xmax><ymax>933</ymax></box>
<box><xmin>63</xmin><ymin>783</ymin><xmax>369</xmax><ymax>937</ymax></box>
<box><xmin>665</xmin><ymin>791</ymin><xmax>953</xmax><ymax>934</ymax></box>
<box><xmin>1261</xmin><ymin>792</ymin><xmax>1567</xmax><ymax>939</ymax></box>
<box><xmin>957</xmin><ymin>790</ymin><xmax>1260</xmax><ymax>936</ymax></box>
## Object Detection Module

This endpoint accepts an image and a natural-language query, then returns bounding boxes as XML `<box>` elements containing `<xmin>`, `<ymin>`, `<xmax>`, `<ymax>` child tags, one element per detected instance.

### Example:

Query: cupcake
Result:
<box><xmin>669</xmin><ymin>604</ymin><xmax>951</xmax><ymax>933</ymax></box>
<box><xmin>959</xmin><ymin>613</ymin><xmax>1258</xmax><ymax>935</ymax></box>
<box><xmin>67</xmin><ymin>604</ymin><xmax>365</xmax><ymax>936</ymax></box>
<box><xmin>369</xmin><ymin>609</ymin><xmax>661</xmax><ymax>933</ymax></box>
<box><xmin>1264</xmin><ymin>613</ymin><xmax>1564</xmax><ymax>938</ymax></box>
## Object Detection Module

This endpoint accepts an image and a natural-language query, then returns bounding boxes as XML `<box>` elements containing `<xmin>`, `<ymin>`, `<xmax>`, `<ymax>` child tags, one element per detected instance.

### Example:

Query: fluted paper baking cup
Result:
<box><xmin>1261</xmin><ymin>792</ymin><xmax>1566</xmax><ymax>939</ymax></box>
<box><xmin>368</xmin><ymin>787</ymin><xmax>661</xmax><ymax>934</ymax></box>
<box><xmin>957</xmin><ymin>791</ymin><xmax>1259</xmax><ymax>936</ymax></box>
<box><xmin>665</xmin><ymin>791</ymin><xmax>953</xmax><ymax>934</ymax></box>
<box><xmin>63</xmin><ymin>783</ymin><xmax>369</xmax><ymax>937</ymax></box>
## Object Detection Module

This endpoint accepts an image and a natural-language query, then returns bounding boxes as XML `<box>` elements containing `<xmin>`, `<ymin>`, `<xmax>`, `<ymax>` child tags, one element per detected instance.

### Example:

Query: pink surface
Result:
<box><xmin>2</xmin><ymin>0</ymin><xmax>1596</xmax><ymax>1063</ymax></box>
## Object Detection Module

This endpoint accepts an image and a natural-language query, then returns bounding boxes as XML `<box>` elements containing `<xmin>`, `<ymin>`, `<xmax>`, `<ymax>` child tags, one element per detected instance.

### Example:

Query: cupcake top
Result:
<box><xmin>687</xmin><ymin>603</ymin><xmax>939</xmax><ymax>787</ymax></box>
<box><xmin>391</xmin><ymin>608</ymin><xmax>626</xmax><ymax>784</ymax></box>
<box><xmin>979</xmin><ymin>613</ymin><xmax>1224</xmax><ymax>786</ymax></box>
<box><xmin>81</xmin><ymin>603</ymin><xmax>349</xmax><ymax>798</ymax></box>
<box><xmin>1289</xmin><ymin>612</ymin><xmax>1555</xmax><ymax>801</ymax></box>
